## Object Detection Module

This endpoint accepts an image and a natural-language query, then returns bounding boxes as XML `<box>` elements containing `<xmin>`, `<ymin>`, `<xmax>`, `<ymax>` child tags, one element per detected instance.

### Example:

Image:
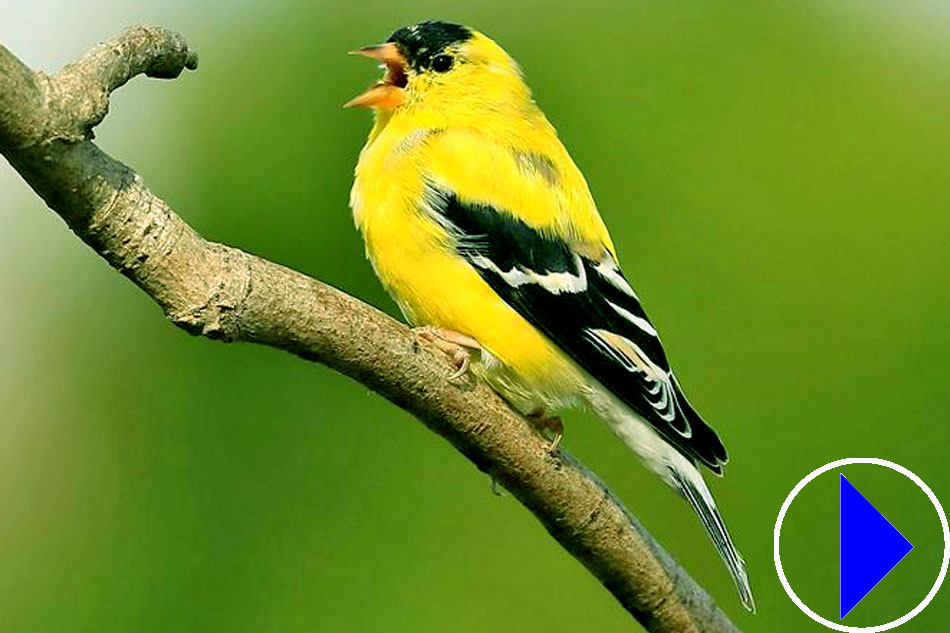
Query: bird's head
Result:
<box><xmin>345</xmin><ymin>21</ymin><xmax>529</xmax><ymax>118</ymax></box>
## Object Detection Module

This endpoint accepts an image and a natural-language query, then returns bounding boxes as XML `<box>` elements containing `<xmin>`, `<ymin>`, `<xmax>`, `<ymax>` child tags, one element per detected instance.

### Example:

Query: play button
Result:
<box><xmin>775</xmin><ymin>458</ymin><xmax>950</xmax><ymax>631</ymax></box>
<box><xmin>840</xmin><ymin>474</ymin><xmax>914</xmax><ymax>619</ymax></box>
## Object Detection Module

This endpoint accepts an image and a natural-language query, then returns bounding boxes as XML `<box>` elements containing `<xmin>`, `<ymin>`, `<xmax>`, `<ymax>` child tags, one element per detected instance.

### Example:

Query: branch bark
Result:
<box><xmin>0</xmin><ymin>26</ymin><xmax>742</xmax><ymax>633</ymax></box>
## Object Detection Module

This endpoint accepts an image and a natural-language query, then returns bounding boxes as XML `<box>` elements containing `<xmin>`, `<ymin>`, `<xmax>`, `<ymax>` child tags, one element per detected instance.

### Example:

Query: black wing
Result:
<box><xmin>424</xmin><ymin>182</ymin><xmax>728</xmax><ymax>473</ymax></box>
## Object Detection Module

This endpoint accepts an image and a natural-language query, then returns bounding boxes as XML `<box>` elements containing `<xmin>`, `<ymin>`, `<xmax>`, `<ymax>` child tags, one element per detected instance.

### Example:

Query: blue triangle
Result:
<box><xmin>840</xmin><ymin>473</ymin><xmax>913</xmax><ymax>619</ymax></box>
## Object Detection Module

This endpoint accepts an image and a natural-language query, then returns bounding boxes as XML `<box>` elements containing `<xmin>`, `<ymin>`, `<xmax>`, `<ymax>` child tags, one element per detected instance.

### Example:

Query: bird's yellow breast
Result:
<box><xmin>351</xmin><ymin>116</ymin><xmax>586</xmax><ymax>404</ymax></box>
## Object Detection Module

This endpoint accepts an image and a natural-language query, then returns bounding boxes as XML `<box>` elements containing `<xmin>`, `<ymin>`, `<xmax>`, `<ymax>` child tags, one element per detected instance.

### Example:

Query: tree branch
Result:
<box><xmin>0</xmin><ymin>26</ymin><xmax>742</xmax><ymax>633</ymax></box>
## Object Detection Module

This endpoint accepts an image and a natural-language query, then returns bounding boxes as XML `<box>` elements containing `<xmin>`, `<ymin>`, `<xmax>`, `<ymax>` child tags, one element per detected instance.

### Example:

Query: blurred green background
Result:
<box><xmin>2</xmin><ymin>0</ymin><xmax>950</xmax><ymax>631</ymax></box>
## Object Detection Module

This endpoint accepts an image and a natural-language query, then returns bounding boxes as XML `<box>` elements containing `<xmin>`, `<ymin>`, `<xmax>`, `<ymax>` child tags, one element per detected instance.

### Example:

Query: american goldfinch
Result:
<box><xmin>347</xmin><ymin>20</ymin><xmax>754</xmax><ymax>612</ymax></box>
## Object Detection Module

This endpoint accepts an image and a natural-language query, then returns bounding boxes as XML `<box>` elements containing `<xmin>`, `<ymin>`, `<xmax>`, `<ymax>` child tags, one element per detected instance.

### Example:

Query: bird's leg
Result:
<box><xmin>526</xmin><ymin>407</ymin><xmax>564</xmax><ymax>453</ymax></box>
<box><xmin>412</xmin><ymin>326</ymin><xmax>481</xmax><ymax>381</ymax></box>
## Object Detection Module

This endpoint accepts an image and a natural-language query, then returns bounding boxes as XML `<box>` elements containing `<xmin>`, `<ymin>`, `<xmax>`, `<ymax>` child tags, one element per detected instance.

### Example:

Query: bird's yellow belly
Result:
<box><xmin>361</xmin><ymin>208</ymin><xmax>582</xmax><ymax>407</ymax></box>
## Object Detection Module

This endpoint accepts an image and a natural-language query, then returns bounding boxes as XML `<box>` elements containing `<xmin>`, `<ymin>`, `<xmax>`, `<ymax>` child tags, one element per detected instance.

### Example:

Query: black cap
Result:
<box><xmin>387</xmin><ymin>21</ymin><xmax>473</xmax><ymax>71</ymax></box>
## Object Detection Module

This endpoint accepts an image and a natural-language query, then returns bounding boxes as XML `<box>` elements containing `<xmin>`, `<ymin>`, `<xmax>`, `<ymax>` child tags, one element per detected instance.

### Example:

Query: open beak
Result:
<box><xmin>345</xmin><ymin>43</ymin><xmax>408</xmax><ymax>109</ymax></box>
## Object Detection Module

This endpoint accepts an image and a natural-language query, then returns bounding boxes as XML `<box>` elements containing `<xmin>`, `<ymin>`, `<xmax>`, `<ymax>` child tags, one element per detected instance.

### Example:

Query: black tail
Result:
<box><xmin>670</xmin><ymin>465</ymin><xmax>756</xmax><ymax>612</ymax></box>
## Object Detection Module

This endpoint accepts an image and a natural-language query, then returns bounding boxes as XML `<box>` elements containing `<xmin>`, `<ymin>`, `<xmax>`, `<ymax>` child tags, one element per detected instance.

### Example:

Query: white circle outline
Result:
<box><xmin>774</xmin><ymin>458</ymin><xmax>949</xmax><ymax>632</ymax></box>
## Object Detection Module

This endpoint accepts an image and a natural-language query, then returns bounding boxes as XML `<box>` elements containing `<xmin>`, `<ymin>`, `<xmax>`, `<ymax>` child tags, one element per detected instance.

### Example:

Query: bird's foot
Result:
<box><xmin>412</xmin><ymin>326</ymin><xmax>481</xmax><ymax>381</ymax></box>
<box><xmin>526</xmin><ymin>408</ymin><xmax>564</xmax><ymax>454</ymax></box>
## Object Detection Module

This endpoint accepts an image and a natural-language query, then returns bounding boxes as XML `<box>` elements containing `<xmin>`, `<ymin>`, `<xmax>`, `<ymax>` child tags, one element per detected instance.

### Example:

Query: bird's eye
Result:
<box><xmin>431</xmin><ymin>54</ymin><xmax>453</xmax><ymax>73</ymax></box>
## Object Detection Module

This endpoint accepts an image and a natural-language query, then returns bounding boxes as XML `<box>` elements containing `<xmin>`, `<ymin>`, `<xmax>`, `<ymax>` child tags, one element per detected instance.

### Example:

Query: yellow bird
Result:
<box><xmin>347</xmin><ymin>20</ymin><xmax>754</xmax><ymax>611</ymax></box>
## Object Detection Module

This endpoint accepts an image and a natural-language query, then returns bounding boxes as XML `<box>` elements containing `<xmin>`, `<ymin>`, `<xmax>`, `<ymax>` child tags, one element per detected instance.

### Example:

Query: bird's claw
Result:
<box><xmin>411</xmin><ymin>326</ymin><xmax>481</xmax><ymax>381</ymax></box>
<box><xmin>527</xmin><ymin>407</ymin><xmax>564</xmax><ymax>454</ymax></box>
<box><xmin>447</xmin><ymin>349</ymin><xmax>470</xmax><ymax>381</ymax></box>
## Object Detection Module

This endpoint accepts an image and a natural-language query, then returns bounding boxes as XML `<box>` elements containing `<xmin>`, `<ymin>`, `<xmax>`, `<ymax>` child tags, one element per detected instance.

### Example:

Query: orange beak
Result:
<box><xmin>345</xmin><ymin>43</ymin><xmax>409</xmax><ymax>109</ymax></box>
